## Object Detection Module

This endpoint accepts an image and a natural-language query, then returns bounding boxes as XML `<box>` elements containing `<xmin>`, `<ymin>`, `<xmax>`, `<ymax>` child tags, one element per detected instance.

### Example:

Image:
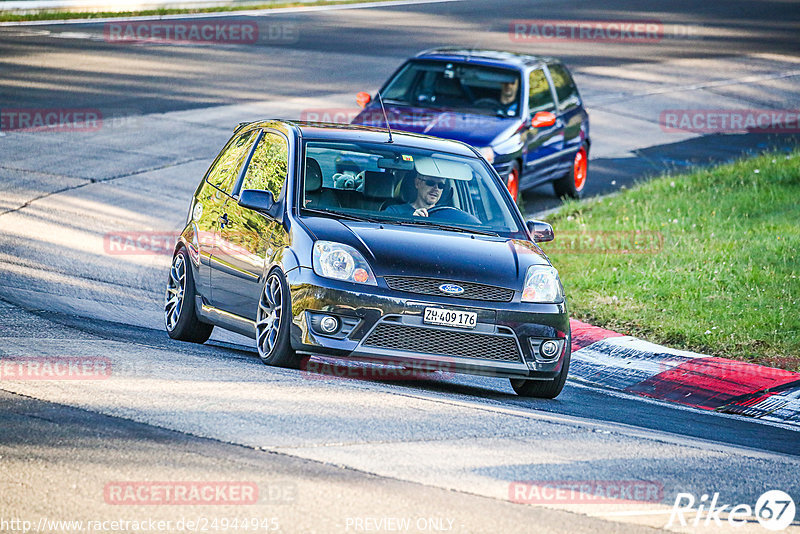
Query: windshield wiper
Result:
<box><xmin>302</xmin><ymin>208</ymin><xmax>383</xmax><ymax>224</ymax></box>
<box><xmin>302</xmin><ymin>208</ymin><xmax>499</xmax><ymax>236</ymax></box>
<box><xmin>391</xmin><ymin>219</ymin><xmax>499</xmax><ymax>237</ymax></box>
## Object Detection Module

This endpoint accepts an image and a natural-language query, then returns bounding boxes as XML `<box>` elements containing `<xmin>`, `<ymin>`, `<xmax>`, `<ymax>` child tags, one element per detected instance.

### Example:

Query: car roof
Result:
<box><xmin>414</xmin><ymin>48</ymin><xmax>557</xmax><ymax>70</ymax></box>
<box><xmin>268</xmin><ymin>121</ymin><xmax>480</xmax><ymax>157</ymax></box>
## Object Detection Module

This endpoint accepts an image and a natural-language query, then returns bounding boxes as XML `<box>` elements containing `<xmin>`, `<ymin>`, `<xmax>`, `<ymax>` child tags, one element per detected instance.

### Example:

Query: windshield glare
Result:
<box><xmin>382</xmin><ymin>60</ymin><xmax>522</xmax><ymax>118</ymax></box>
<box><xmin>302</xmin><ymin>141</ymin><xmax>525</xmax><ymax>238</ymax></box>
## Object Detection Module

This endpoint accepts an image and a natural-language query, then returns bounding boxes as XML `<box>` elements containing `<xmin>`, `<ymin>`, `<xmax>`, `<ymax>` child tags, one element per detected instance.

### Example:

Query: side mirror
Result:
<box><xmin>531</xmin><ymin>111</ymin><xmax>557</xmax><ymax>128</ymax></box>
<box><xmin>526</xmin><ymin>219</ymin><xmax>554</xmax><ymax>243</ymax></box>
<box><xmin>356</xmin><ymin>91</ymin><xmax>372</xmax><ymax>109</ymax></box>
<box><xmin>238</xmin><ymin>189</ymin><xmax>278</xmax><ymax>218</ymax></box>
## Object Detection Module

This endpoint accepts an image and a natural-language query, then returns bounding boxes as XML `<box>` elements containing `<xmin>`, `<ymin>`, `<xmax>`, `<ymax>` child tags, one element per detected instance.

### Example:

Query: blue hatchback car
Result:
<box><xmin>351</xmin><ymin>48</ymin><xmax>590</xmax><ymax>200</ymax></box>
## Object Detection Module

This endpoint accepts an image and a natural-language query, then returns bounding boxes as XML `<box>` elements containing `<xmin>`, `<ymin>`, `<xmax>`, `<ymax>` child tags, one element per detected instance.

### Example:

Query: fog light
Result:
<box><xmin>319</xmin><ymin>316</ymin><xmax>339</xmax><ymax>334</ymax></box>
<box><xmin>540</xmin><ymin>340</ymin><xmax>560</xmax><ymax>359</ymax></box>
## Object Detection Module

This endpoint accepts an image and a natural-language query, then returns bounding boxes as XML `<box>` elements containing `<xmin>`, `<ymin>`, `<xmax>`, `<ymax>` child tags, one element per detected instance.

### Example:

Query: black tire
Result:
<box><xmin>509</xmin><ymin>345</ymin><xmax>571</xmax><ymax>398</ymax></box>
<box><xmin>164</xmin><ymin>248</ymin><xmax>214</xmax><ymax>343</ymax></box>
<box><xmin>255</xmin><ymin>269</ymin><xmax>300</xmax><ymax>368</ymax></box>
<box><xmin>553</xmin><ymin>144</ymin><xmax>588</xmax><ymax>199</ymax></box>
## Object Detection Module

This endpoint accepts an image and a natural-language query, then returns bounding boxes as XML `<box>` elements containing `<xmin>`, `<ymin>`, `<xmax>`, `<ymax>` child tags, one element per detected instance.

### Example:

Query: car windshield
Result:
<box><xmin>381</xmin><ymin>60</ymin><xmax>522</xmax><ymax>118</ymax></box>
<box><xmin>301</xmin><ymin>141</ymin><xmax>526</xmax><ymax>239</ymax></box>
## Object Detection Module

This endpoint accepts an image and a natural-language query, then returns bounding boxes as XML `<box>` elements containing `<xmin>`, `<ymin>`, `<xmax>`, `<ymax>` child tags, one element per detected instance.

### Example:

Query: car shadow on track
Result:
<box><xmin>15</xmin><ymin>297</ymin><xmax>799</xmax><ymax>457</ymax></box>
<box><xmin>293</xmin><ymin>354</ymin><xmax>800</xmax><ymax>457</ymax></box>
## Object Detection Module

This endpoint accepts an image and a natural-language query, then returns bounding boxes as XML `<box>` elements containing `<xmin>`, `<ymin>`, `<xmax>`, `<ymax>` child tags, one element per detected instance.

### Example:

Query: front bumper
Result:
<box><xmin>492</xmin><ymin>160</ymin><xmax>515</xmax><ymax>181</ymax></box>
<box><xmin>286</xmin><ymin>267</ymin><xmax>570</xmax><ymax>379</ymax></box>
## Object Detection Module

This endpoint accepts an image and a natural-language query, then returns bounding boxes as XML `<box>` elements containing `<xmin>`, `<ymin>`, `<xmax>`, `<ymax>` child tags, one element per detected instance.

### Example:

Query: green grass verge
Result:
<box><xmin>540</xmin><ymin>149</ymin><xmax>800</xmax><ymax>371</ymax></box>
<box><xmin>0</xmin><ymin>0</ymin><xmax>386</xmax><ymax>22</ymax></box>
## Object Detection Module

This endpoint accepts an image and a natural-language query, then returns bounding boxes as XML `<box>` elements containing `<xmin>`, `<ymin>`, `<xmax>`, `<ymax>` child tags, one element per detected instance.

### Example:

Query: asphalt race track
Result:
<box><xmin>1</xmin><ymin>0</ymin><xmax>799</xmax><ymax>532</ymax></box>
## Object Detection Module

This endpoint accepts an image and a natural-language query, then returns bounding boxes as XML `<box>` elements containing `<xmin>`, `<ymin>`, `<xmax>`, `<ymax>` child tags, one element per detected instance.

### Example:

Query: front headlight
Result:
<box><xmin>479</xmin><ymin>146</ymin><xmax>495</xmax><ymax>164</ymax></box>
<box><xmin>521</xmin><ymin>265</ymin><xmax>563</xmax><ymax>303</ymax></box>
<box><xmin>313</xmin><ymin>241</ymin><xmax>376</xmax><ymax>285</ymax></box>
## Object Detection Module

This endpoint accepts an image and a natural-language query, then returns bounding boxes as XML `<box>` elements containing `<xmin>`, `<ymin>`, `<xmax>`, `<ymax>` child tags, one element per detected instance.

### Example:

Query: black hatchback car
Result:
<box><xmin>165</xmin><ymin>121</ymin><xmax>571</xmax><ymax>397</ymax></box>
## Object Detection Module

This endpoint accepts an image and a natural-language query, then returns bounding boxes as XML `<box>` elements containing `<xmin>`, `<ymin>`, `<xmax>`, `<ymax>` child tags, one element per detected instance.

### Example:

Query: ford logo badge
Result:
<box><xmin>439</xmin><ymin>283</ymin><xmax>464</xmax><ymax>295</ymax></box>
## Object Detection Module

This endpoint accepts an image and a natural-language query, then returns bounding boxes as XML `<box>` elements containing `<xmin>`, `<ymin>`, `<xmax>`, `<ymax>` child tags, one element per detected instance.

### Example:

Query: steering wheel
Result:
<box><xmin>473</xmin><ymin>98</ymin><xmax>501</xmax><ymax>108</ymax></box>
<box><xmin>427</xmin><ymin>206</ymin><xmax>459</xmax><ymax>215</ymax></box>
<box><xmin>427</xmin><ymin>206</ymin><xmax>482</xmax><ymax>225</ymax></box>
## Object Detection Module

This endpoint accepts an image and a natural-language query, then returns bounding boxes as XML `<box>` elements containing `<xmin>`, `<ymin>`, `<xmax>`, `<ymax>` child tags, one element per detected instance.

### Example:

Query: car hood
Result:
<box><xmin>352</xmin><ymin>104</ymin><xmax>520</xmax><ymax>148</ymax></box>
<box><xmin>301</xmin><ymin>217</ymin><xmax>549</xmax><ymax>288</ymax></box>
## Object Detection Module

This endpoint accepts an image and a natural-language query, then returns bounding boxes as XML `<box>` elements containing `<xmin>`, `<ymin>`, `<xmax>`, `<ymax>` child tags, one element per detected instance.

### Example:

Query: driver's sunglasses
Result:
<box><xmin>424</xmin><ymin>180</ymin><xmax>446</xmax><ymax>190</ymax></box>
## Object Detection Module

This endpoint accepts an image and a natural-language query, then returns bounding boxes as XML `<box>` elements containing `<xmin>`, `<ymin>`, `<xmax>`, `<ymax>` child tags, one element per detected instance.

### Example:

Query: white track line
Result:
<box><xmin>364</xmin><ymin>385</ymin><xmax>800</xmax><ymax>462</ymax></box>
<box><xmin>567</xmin><ymin>379</ymin><xmax>800</xmax><ymax>433</ymax></box>
<box><xmin>0</xmin><ymin>0</ymin><xmax>463</xmax><ymax>26</ymax></box>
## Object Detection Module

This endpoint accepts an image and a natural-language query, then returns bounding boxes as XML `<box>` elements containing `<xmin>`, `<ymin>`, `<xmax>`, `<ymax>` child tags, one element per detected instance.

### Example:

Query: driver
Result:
<box><xmin>499</xmin><ymin>78</ymin><xmax>519</xmax><ymax>115</ymax></box>
<box><xmin>383</xmin><ymin>173</ymin><xmax>446</xmax><ymax>217</ymax></box>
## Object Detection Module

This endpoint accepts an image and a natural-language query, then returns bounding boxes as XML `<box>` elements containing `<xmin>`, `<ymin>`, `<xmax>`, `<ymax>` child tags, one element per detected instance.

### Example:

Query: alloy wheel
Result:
<box><xmin>573</xmin><ymin>147</ymin><xmax>587</xmax><ymax>191</ymax></box>
<box><xmin>164</xmin><ymin>253</ymin><xmax>186</xmax><ymax>331</ymax></box>
<box><xmin>256</xmin><ymin>273</ymin><xmax>283</xmax><ymax>358</ymax></box>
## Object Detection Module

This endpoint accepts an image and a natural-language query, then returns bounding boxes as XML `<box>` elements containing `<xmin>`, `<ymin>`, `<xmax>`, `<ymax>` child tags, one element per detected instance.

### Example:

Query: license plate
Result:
<box><xmin>423</xmin><ymin>308</ymin><xmax>477</xmax><ymax>329</ymax></box>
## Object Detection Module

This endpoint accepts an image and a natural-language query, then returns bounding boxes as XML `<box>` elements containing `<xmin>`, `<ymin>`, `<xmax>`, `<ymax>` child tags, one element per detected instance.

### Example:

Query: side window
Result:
<box><xmin>548</xmin><ymin>64</ymin><xmax>580</xmax><ymax>112</ymax></box>
<box><xmin>383</xmin><ymin>63</ymin><xmax>418</xmax><ymax>102</ymax></box>
<box><xmin>241</xmin><ymin>132</ymin><xmax>289</xmax><ymax>198</ymax></box>
<box><xmin>528</xmin><ymin>68</ymin><xmax>556</xmax><ymax>114</ymax></box>
<box><xmin>206</xmin><ymin>130</ymin><xmax>257</xmax><ymax>194</ymax></box>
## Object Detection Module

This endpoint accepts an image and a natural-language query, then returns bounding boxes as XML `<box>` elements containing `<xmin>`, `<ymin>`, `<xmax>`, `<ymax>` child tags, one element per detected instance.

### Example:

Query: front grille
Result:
<box><xmin>383</xmin><ymin>276</ymin><xmax>514</xmax><ymax>302</ymax></box>
<box><xmin>362</xmin><ymin>322</ymin><xmax>522</xmax><ymax>363</ymax></box>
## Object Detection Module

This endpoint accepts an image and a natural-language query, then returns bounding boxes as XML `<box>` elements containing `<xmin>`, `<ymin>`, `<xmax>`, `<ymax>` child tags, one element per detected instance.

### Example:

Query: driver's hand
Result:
<box><xmin>413</xmin><ymin>208</ymin><xmax>429</xmax><ymax>217</ymax></box>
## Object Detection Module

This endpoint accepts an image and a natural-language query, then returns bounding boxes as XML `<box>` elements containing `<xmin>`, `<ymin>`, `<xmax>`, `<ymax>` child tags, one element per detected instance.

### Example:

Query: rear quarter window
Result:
<box><xmin>240</xmin><ymin>132</ymin><xmax>289</xmax><ymax>198</ymax></box>
<box><xmin>548</xmin><ymin>64</ymin><xmax>581</xmax><ymax>112</ymax></box>
<box><xmin>206</xmin><ymin>129</ymin><xmax>258</xmax><ymax>195</ymax></box>
<box><xmin>528</xmin><ymin>68</ymin><xmax>556</xmax><ymax>113</ymax></box>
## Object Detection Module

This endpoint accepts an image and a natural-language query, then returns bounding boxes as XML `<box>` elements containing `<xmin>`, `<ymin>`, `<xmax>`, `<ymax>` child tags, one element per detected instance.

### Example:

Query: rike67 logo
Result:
<box><xmin>667</xmin><ymin>490</ymin><xmax>796</xmax><ymax>530</ymax></box>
